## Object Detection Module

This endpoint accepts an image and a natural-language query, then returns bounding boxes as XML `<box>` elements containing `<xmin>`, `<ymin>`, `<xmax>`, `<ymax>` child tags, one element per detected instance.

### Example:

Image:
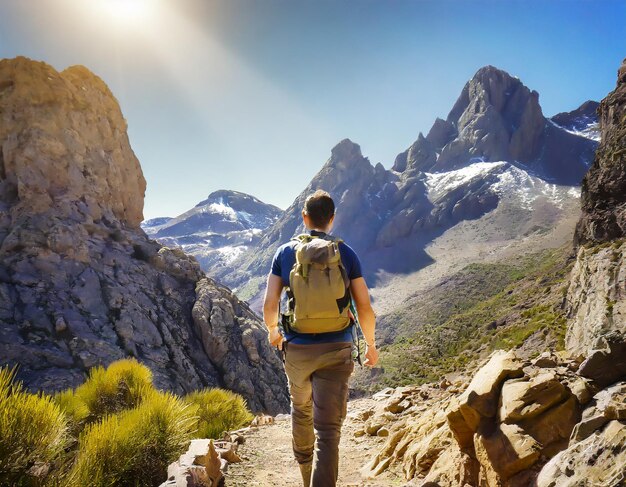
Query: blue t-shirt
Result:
<box><xmin>271</xmin><ymin>230</ymin><xmax>363</xmax><ymax>344</ymax></box>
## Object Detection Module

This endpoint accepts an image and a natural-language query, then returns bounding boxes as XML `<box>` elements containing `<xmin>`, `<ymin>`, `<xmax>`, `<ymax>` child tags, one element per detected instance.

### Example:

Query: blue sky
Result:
<box><xmin>1</xmin><ymin>0</ymin><xmax>624</xmax><ymax>219</ymax></box>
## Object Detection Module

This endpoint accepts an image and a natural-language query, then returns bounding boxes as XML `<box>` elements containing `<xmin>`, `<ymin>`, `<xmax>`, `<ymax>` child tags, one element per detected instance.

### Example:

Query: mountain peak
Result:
<box><xmin>330</xmin><ymin>138</ymin><xmax>363</xmax><ymax>160</ymax></box>
<box><xmin>393</xmin><ymin>64</ymin><xmax>596</xmax><ymax>184</ymax></box>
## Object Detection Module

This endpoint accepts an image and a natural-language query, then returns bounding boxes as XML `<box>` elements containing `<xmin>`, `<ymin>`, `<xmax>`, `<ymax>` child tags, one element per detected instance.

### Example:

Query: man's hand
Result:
<box><xmin>268</xmin><ymin>327</ymin><xmax>284</xmax><ymax>350</ymax></box>
<box><xmin>363</xmin><ymin>343</ymin><xmax>379</xmax><ymax>367</ymax></box>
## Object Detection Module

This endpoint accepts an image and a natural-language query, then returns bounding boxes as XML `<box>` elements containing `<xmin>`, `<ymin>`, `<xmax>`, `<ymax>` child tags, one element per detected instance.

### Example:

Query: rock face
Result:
<box><xmin>575</xmin><ymin>58</ymin><xmax>626</xmax><ymax>245</ymax></box>
<box><xmin>0</xmin><ymin>57</ymin><xmax>288</xmax><ymax>414</ymax></box>
<box><xmin>142</xmin><ymin>190</ymin><xmax>282</xmax><ymax>273</ymax></box>
<box><xmin>566</xmin><ymin>58</ymin><xmax>626</xmax><ymax>364</ymax></box>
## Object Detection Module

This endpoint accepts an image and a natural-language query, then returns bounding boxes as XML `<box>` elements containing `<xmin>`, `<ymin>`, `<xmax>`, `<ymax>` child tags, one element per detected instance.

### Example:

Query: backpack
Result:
<box><xmin>284</xmin><ymin>233</ymin><xmax>352</xmax><ymax>334</ymax></box>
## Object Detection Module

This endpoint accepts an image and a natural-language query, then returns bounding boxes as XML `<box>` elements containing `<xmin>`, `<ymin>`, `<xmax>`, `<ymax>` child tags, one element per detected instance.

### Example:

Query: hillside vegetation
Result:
<box><xmin>352</xmin><ymin>245</ymin><xmax>574</xmax><ymax>393</ymax></box>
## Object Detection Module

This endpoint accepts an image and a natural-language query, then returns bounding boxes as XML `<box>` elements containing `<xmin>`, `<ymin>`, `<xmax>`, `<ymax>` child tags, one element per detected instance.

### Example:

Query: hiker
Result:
<box><xmin>263</xmin><ymin>189</ymin><xmax>378</xmax><ymax>487</ymax></box>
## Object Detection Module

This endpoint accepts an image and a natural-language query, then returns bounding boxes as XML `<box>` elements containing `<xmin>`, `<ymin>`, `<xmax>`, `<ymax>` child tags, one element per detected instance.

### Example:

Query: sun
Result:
<box><xmin>95</xmin><ymin>0</ymin><xmax>158</xmax><ymax>24</ymax></box>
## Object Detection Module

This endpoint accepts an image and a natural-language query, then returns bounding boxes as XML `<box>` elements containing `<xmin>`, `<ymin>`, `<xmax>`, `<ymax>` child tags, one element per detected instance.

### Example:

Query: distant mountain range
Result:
<box><xmin>141</xmin><ymin>190</ymin><xmax>281</xmax><ymax>272</ymax></box>
<box><xmin>142</xmin><ymin>66</ymin><xmax>599</xmax><ymax>315</ymax></box>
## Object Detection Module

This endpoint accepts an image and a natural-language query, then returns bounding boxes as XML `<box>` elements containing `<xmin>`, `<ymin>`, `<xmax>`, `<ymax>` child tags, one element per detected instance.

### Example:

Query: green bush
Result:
<box><xmin>66</xmin><ymin>391</ymin><xmax>196</xmax><ymax>487</ymax></box>
<box><xmin>72</xmin><ymin>358</ymin><xmax>153</xmax><ymax>421</ymax></box>
<box><xmin>0</xmin><ymin>366</ymin><xmax>68</xmax><ymax>486</ymax></box>
<box><xmin>184</xmin><ymin>388</ymin><xmax>254</xmax><ymax>439</ymax></box>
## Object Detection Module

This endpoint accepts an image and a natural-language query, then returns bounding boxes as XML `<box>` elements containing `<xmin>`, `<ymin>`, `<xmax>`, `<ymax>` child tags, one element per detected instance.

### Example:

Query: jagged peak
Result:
<box><xmin>330</xmin><ymin>138</ymin><xmax>363</xmax><ymax>160</ymax></box>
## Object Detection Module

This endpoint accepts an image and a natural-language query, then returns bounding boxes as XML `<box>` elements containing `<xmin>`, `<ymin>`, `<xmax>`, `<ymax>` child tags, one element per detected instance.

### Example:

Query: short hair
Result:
<box><xmin>304</xmin><ymin>190</ymin><xmax>335</xmax><ymax>228</ymax></box>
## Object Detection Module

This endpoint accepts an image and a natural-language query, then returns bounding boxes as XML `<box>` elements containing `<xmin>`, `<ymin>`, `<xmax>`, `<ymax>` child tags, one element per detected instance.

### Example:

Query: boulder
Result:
<box><xmin>577</xmin><ymin>331</ymin><xmax>626</xmax><ymax>387</ymax></box>
<box><xmin>570</xmin><ymin>381</ymin><xmax>626</xmax><ymax>442</ymax></box>
<box><xmin>474</xmin><ymin>423</ymin><xmax>541</xmax><ymax>483</ymax></box>
<box><xmin>446</xmin><ymin>350</ymin><xmax>523</xmax><ymax>448</ymax></box>
<box><xmin>419</xmin><ymin>443</ymin><xmax>479</xmax><ymax>487</ymax></box>
<box><xmin>519</xmin><ymin>396</ymin><xmax>581</xmax><ymax>457</ymax></box>
<box><xmin>499</xmin><ymin>372</ymin><xmax>568</xmax><ymax>423</ymax></box>
<box><xmin>162</xmin><ymin>439</ymin><xmax>223</xmax><ymax>487</ymax></box>
<box><xmin>537</xmin><ymin>420</ymin><xmax>626</xmax><ymax>487</ymax></box>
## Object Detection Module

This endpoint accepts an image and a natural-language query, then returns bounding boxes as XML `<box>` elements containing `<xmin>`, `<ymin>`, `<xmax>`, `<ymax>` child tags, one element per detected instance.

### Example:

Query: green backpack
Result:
<box><xmin>283</xmin><ymin>234</ymin><xmax>352</xmax><ymax>334</ymax></box>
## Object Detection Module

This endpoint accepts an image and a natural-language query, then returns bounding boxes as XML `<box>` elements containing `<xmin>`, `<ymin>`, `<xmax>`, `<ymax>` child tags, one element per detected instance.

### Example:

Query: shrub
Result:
<box><xmin>53</xmin><ymin>389</ymin><xmax>90</xmax><ymax>439</ymax></box>
<box><xmin>0</xmin><ymin>366</ymin><xmax>68</xmax><ymax>486</ymax></box>
<box><xmin>184</xmin><ymin>388</ymin><xmax>254</xmax><ymax>439</ymax></box>
<box><xmin>72</xmin><ymin>358</ymin><xmax>153</xmax><ymax>421</ymax></box>
<box><xmin>66</xmin><ymin>391</ymin><xmax>196</xmax><ymax>487</ymax></box>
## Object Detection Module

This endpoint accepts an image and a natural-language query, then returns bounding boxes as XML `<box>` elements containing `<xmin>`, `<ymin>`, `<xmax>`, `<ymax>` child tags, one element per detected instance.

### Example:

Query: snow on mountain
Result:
<box><xmin>141</xmin><ymin>216</ymin><xmax>173</xmax><ymax>235</ymax></box>
<box><xmin>140</xmin><ymin>190</ymin><xmax>282</xmax><ymax>271</ymax></box>
<box><xmin>424</xmin><ymin>161</ymin><xmax>579</xmax><ymax>211</ymax></box>
<box><xmin>549</xmin><ymin>119</ymin><xmax>600</xmax><ymax>142</ymax></box>
<box><xmin>550</xmin><ymin>100</ymin><xmax>601</xmax><ymax>142</ymax></box>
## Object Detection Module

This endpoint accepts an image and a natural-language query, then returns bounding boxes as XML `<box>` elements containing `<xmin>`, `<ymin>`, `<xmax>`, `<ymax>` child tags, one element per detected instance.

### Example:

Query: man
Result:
<box><xmin>263</xmin><ymin>189</ymin><xmax>378</xmax><ymax>487</ymax></box>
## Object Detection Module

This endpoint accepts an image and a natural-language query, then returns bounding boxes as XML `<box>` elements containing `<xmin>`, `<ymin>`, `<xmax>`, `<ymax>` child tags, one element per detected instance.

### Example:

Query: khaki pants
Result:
<box><xmin>284</xmin><ymin>341</ymin><xmax>354</xmax><ymax>487</ymax></box>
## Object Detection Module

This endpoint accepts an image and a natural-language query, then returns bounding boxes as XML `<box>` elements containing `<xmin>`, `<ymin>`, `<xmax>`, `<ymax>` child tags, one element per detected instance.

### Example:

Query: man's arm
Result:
<box><xmin>350</xmin><ymin>276</ymin><xmax>378</xmax><ymax>367</ymax></box>
<box><xmin>263</xmin><ymin>273</ymin><xmax>284</xmax><ymax>349</ymax></box>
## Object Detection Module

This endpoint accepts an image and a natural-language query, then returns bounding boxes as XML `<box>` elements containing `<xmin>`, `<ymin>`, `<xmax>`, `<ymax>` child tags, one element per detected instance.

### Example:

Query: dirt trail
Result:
<box><xmin>225</xmin><ymin>398</ymin><xmax>405</xmax><ymax>487</ymax></box>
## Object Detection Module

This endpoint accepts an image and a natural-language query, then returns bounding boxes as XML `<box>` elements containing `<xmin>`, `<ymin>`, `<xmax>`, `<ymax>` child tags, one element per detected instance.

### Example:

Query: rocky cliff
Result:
<box><xmin>0</xmin><ymin>57</ymin><xmax>288</xmax><ymax>414</ymax></box>
<box><xmin>566</xmin><ymin>58</ymin><xmax>626</xmax><ymax>375</ymax></box>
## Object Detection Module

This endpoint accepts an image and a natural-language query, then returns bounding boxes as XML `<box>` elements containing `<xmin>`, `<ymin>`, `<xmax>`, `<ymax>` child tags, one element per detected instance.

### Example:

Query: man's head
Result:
<box><xmin>302</xmin><ymin>190</ymin><xmax>335</xmax><ymax>231</ymax></box>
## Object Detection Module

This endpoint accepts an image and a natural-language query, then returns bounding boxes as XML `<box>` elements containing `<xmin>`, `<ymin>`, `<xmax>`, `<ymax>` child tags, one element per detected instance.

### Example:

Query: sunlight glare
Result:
<box><xmin>95</xmin><ymin>0</ymin><xmax>158</xmax><ymax>25</ymax></box>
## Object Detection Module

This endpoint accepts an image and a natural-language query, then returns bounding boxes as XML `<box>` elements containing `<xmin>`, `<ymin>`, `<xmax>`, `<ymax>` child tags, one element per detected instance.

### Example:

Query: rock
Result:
<box><xmin>519</xmin><ymin>396</ymin><xmax>581</xmax><ymax>457</ymax></box>
<box><xmin>250</xmin><ymin>415</ymin><xmax>275</xmax><ymax>427</ymax></box>
<box><xmin>531</xmin><ymin>352</ymin><xmax>558</xmax><ymax>368</ymax></box>
<box><xmin>419</xmin><ymin>444</ymin><xmax>479</xmax><ymax>486</ymax></box>
<box><xmin>575</xmin><ymin>57</ymin><xmax>626</xmax><ymax>245</ymax></box>
<box><xmin>163</xmin><ymin>439</ymin><xmax>224</xmax><ymax>487</ymax></box>
<box><xmin>564</xmin><ymin>376</ymin><xmax>593</xmax><ymax>406</ymax></box>
<box><xmin>571</xmin><ymin>382</ymin><xmax>626</xmax><ymax>442</ymax></box>
<box><xmin>499</xmin><ymin>372</ymin><xmax>568</xmax><ymax>423</ymax></box>
<box><xmin>577</xmin><ymin>331</ymin><xmax>626</xmax><ymax>387</ymax></box>
<box><xmin>566</xmin><ymin>242</ymin><xmax>626</xmax><ymax>368</ymax></box>
<box><xmin>446</xmin><ymin>350</ymin><xmax>523</xmax><ymax>448</ymax></box>
<box><xmin>0</xmin><ymin>57</ymin><xmax>289</xmax><ymax>414</ymax></box>
<box><xmin>474</xmin><ymin>423</ymin><xmax>541</xmax><ymax>483</ymax></box>
<box><xmin>537</xmin><ymin>420</ymin><xmax>626</xmax><ymax>487</ymax></box>
<box><xmin>377</xmin><ymin>427</ymin><xmax>390</xmax><ymax>437</ymax></box>
<box><xmin>385</xmin><ymin>386</ymin><xmax>416</xmax><ymax>413</ymax></box>
<box><xmin>594</xmin><ymin>381</ymin><xmax>626</xmax><ymax>420</ymax></box>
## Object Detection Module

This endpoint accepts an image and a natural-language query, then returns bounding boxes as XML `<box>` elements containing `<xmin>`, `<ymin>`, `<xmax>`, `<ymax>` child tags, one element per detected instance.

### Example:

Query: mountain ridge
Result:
<box><xmin>213</xmin><ymin>65</ymin><xmax>597</xmax><ymax>310</ymax></box>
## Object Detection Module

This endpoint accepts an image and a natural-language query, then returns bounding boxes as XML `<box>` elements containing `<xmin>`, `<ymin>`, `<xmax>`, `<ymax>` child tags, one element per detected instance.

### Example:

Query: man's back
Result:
<box><xmin>262</xmin><ymin>189</ymin><xmax>378</xmax><ymax>487</ymax></box>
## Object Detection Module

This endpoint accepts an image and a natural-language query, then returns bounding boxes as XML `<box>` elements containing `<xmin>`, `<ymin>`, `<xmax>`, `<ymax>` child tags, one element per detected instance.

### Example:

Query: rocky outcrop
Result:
<box><xmin>396</xmin><ymin>66</ymin><xmax>597</xmax><ymax>184</ymax></box>
<box><xmin>566</xmin><ymin>59</ymin><xmax>626</xmax><ymax>365</ymax></box>
<box><xmin>361</xmin><ymin>350</ymin><xmax>626</xmax><ymax>486</ymax></box>
<box><xmin>0</xmin><ymin>57</ymin><xmax>288</xmax><ymax>414</ymax></box>
<box><xmin>575</xmin><ymin>58</ymin><xmax>626</xmax><ymax>245</ymax></box>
